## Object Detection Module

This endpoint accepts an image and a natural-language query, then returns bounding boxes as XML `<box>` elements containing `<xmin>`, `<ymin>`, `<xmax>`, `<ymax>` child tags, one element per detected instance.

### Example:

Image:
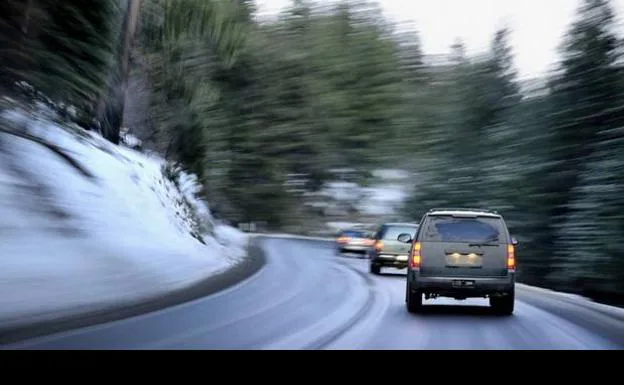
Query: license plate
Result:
<box><xmin>396</xmin><ymin>255</ymin><xmax>408</xmax><ymax>261</ymax></box>
<box><xmin>445</xmin><ymin>253</ymin><xmax>483</xmax><ymax>267</ymax></box>
<box><xmin>452</xmin><ymin>280</ymin><xmax>475</xmax><ymax>288</ymax></box>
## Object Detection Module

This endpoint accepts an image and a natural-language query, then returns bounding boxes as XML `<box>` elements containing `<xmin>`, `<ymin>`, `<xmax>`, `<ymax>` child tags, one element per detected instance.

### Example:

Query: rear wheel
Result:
<box><xmin>490</xmin><ymin>289</ymin><xmax>515</xmax><ymax>315</ymax></box>
<box><xmin>406</xmin><ymin>283</ymin><xmax>423</xmax><ymax>313</ymax></box>
<box><xmin>369</xmin><ymin>263</ymin><xmax>380</xmax><ymax>275</ymax></box>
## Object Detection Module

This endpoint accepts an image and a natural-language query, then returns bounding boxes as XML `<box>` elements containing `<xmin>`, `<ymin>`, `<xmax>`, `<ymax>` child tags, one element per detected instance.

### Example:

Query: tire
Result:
<box><xmin>406</xmin><ymin>283</ymin><xmax>423</xmax><ymax>313</ymax></box>
<box><xmin>370</xmin><ymin>263</ymin><xmax>381</xmax><ymax>275</ymax></box>
<box><xmin>490</xmin><ymin>289</ymin><xmax>515</xmax><ymax>315</ymax></box>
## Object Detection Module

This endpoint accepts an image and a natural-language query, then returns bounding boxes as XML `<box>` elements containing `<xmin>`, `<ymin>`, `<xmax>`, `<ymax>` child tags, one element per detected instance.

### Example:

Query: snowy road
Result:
<box><xmin>4</xmin><ymin>237</ymin><xmax>624</xmax><ymax>349</ymax></box>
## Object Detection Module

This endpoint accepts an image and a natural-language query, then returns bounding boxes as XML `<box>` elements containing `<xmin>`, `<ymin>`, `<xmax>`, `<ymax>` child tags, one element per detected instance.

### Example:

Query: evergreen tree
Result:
<box><xmin>548</xmin><ymin>0</ymin><xmax>624</xmax><ymax>298</ymax></box>
<box><xmin>0</xmin><ymin>0</ymin><xmax>121</xmax><ymax>121</ymax></box>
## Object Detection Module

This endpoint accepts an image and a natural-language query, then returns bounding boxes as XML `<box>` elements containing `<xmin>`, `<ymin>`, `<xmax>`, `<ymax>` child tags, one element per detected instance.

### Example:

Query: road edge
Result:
<box><xmin>517</xmin><ymin>283</ymin><xmax>624</xmax><ymax>322</ymax></box>
<box><xmin>0</xmin><ymin>238</ymin><xmax>267</xmax><ymax>346</ymax></box>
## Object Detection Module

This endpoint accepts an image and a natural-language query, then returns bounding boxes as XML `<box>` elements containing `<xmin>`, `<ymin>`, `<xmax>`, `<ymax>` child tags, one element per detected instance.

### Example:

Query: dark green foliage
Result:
<box><xmin>135</xmin><ymin>0</ymin><xmax>408</xmax><ymax>226</ymax></box>
<box><xmin>406</xmin><ymin>0</ymin><xmax>624</xmax><ymax>304</ymax></box>
<box><xmin>0</xmin><ymin>0</ymin><xmax>121</xmax><ymax>119</ymax></box>
<box><xmin>546</xmin><ymin>0</ymin><xmax>624</xmax><ymax>300</ymax></box>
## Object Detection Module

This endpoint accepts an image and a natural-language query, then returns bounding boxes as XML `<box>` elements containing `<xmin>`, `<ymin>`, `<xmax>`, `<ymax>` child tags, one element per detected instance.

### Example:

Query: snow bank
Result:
<box><xmin>0</xmin><ymin>108</ymin><xmax>248</xmax><ymax>328</ymax></box>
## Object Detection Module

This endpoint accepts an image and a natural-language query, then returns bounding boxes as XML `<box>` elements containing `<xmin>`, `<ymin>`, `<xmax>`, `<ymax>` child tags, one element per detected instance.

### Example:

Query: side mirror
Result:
<box><xmin>511</xmin><ymin>236</ymin><xmax>519</xmax><ymax>246</ymax></box>
<box><xmin>397</xmin><ymin>233</ymin><xmax>412</xmax><ymax>243</ymax></box>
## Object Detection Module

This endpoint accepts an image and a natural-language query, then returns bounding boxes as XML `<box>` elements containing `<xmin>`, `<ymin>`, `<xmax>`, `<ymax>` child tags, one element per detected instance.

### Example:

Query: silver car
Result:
<box><xmin>335</xmin><ymin>229</ymin><xmax>374</xmax><ymax>257</ymax></box>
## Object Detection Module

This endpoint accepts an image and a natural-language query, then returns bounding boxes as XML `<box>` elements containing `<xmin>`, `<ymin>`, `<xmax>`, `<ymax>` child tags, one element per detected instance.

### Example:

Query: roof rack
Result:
<box><xmin>427</xmin><ymin>207</ymin><xmax>499</xmax><ymax>214</ymax></box>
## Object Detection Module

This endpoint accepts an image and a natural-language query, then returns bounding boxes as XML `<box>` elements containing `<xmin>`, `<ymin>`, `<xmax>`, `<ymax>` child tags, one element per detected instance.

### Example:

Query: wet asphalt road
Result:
<box><xmin>4</xmin><ymin>237</ymin><xmax>624</xmax><ymax>349</ymax></box>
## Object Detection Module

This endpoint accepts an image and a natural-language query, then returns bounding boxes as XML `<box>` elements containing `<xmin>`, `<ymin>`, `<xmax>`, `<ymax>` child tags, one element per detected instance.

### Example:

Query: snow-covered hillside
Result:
<box><xmin>0</xmin><ymin>108</ymin><xmax>248</xmax><ymax>328</ymax></box>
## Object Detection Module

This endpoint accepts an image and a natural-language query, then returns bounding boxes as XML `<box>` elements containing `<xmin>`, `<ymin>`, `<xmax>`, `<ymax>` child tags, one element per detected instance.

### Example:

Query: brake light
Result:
<box><xmin>374</xmin><ymin>241</ymin><xmax>384</xmax><ymax>252</ymax></box>
<box><xmin>507</xmin><ymin>244</ymin><xmax>516</xmax><ymax>271</ymax></box>
<box><xmin>410</xmin><ymin>242</ymin><xmax>421</xmax><ymax>269</ymax></box>
<box><xmin>337</xmin><ymin>236</ymin><xmax>349</xmax><ymax>244</ymax></box>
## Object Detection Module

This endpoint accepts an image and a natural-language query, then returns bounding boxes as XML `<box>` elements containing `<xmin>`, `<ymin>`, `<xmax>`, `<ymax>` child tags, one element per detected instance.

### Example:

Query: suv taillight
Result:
<box><xmin>374</xmin><ymin>240</ymin><xmax>384</xmax><ymax>252</ymax></box>
<box><xmin>410</xmin><ymin>242</ymin><xmax>421</xmax><ymax>269</ymax></box>
<box><xmin>507</xmin><ymin>244</ymin><xmax>516</xmax><ymax>271</ymax></box>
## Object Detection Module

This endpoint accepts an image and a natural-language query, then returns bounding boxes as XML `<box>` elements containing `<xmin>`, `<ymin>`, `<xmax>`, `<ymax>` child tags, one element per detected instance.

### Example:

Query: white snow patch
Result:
<box><xmin>120</xmin><ymin>132</ymin><xmax>142</xmax><ymax>149</ymax></box>
<box><xmin>319</xmin><ymin>171</ymin><xmax>411</xmax><ymax>217</ymax></box>
<box><xmin>0</xmin><ymin>109</ymin><xmax>248</xmax><ymax>327</ymax></box>
<box><xmin>358</xmin><ymin>185</ymin><xmax>409</xmax><ymax>215</ymax></box>
<box><xmin>371</xmin><ymin>169</ymin><xmax>410</xmax><ymax>180</ymax></box>
<box><xmin>213</xmin><ymin>223</ymin><xmax>250</xmax><ymax>260</ymax></box>
<box><xmin>323</xmin><ymin>181</ymin><xmax>363</xmax><ymax>201</ymax></box>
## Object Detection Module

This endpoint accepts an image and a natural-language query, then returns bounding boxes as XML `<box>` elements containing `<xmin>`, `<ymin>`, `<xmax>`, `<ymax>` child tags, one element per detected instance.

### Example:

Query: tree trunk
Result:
<box><xmin>21</xmin><ymin>0</ymin><xmax>33</xmax><ymax>35</ymax></box>
<box><xmin>98</xmin><ymin>0</ymin><xmax>142</xmax><ymax>145</ymax></box>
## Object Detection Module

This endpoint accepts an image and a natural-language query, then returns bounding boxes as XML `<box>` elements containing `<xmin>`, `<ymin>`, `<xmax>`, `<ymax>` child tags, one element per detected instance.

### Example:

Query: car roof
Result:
<box><xmin>382</xmin><ymin>222</ymin><xmax>419</xmax><ymax>227</ymax></box>
<box><xmin>341</xmin><ymin>228</ymin><xmax>367</xmax><ymax>232</ymax></box>
<box><xmin>427</xmin><ymin>209</ymin><xmax>501</xmax><ymax>218</ymax></box>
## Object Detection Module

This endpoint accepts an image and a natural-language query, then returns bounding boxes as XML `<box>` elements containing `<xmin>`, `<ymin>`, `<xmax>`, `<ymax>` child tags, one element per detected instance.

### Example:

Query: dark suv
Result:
<box><xmin>400</xmin><ymin>208</ymin><xmax>517</xmax><ymax>315</ymax></box>
<box><xmin>368</xmin><ymin>223</ymin><xmax>419</xmax><ymax>275</ymax></box>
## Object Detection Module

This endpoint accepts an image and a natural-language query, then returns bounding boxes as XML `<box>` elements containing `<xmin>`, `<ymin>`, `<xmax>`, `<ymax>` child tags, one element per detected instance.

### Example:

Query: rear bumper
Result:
<box><xmin>371</xmin><ymin>253</ymin><xmax>409</xmax><ymax>268</ymax></box>
<box><xmin>408</xmin><ymin>270</ymin><xmax>515</xmax><ymax>296</ymax></box>
<box><xmin>338</xmin><ymin>244</ymin><xmax>370</xmax><ymax>253</ymax></box>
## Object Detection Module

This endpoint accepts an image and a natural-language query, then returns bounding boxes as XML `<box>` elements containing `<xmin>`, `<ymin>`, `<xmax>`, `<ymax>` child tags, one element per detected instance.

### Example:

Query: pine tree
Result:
<box><xmin>549</xmin><ymin>0</ymin><xmax>624</xmax><ymax>297</ymax></box>
<box><xmin>0</xmin><ymin>0</ymin><xmax>121</xmax><ymax>121</ymax></box>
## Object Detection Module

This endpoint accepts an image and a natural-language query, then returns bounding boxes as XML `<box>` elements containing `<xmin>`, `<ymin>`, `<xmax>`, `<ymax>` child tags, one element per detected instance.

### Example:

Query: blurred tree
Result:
<box><xmin>138</xmin><ymin>0</ymin><xmax>247</xmax><ymax>180</ymax></box>
<box><xmin>406</xmin><ymin>30</ymin><xmax>520</xmax><ymax>215</ymax></box>
<box><xmin>0</xmin><ymin>0</ymin><xmax>121</xmax><ymax>123</ymax></box>
<box><xmin>96</xmin><ymin>0</ymin><xmax>142</xmax><ymax>144</ymax></box>
<box><xmin>547</xmin><ymin>0</ymin><xmax>624</xmax><ymax>299</ymax></box>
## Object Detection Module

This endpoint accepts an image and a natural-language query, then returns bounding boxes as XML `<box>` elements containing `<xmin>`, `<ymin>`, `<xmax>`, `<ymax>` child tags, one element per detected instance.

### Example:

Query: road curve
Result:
<box><xmin>3</xmin><ymin>237</ymin><xmax>624</xmax><ymax>349</ymax></box>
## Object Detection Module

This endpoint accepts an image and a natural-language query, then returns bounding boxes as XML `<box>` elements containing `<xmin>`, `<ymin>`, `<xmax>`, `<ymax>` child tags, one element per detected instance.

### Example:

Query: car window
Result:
<box><xmin>340</xmin><ymin>230</ymin><xmax>367</xmax><ymax>238</ymax></box>
<box><xmin>421</xmin><ymin>215</ymin><xmax>507</xmax><ymax>243</ymax></box>
<box><xmin>380</xmin><ymin>225</ymin><xmax>418</xmax><ymax>240</ymax></box>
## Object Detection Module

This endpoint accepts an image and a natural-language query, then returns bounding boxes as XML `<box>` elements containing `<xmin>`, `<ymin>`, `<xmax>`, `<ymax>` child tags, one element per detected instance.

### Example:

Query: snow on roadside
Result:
<box><xmin>213</xmin><ymin>223</ymin><xmax>250</xmax><ymax>260</ymax></box>
<box><xmin>0</xmin><ymin>108</ymin><xmax>248</xmax><ymax>328</ymax></box>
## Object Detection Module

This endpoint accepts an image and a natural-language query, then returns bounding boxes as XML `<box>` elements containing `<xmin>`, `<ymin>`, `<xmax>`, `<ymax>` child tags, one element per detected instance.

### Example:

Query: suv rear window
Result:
<box><xmin>379</xmin><ymin>225</ymin><xmax>418</xmax><ymax>240</ymax></box>
<box><xmin>421</xmin><ymin>215</ymin><xmax>507</xmax><ymax>244</ymax></box>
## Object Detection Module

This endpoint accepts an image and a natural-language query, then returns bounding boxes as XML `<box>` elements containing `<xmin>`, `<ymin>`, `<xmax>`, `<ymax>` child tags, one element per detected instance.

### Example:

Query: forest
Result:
<box><xmin>1</xmin><ymin>0</ymin><xmax>623</xmax><ymax>305</ymax></box>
